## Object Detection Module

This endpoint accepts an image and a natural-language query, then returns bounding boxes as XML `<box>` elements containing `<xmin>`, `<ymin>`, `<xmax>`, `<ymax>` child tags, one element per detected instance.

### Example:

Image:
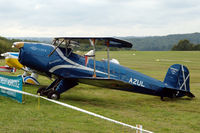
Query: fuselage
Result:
<box><xmin>18</xmin><ymin>42</ymin><xmax>171</xmax><ymax>97</ymax></box>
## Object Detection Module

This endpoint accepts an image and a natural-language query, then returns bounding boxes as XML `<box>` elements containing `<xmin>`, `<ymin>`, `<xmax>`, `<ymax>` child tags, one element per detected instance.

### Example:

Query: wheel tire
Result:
<box><xmin>47</xmin><ymin>91</ymin><xmax>60</xmax><ymax>100</ymax></box>
<box><xmin>37</xmin><ymin>87</ymin><xmax>48</xmax><ymax>96</ymax></box>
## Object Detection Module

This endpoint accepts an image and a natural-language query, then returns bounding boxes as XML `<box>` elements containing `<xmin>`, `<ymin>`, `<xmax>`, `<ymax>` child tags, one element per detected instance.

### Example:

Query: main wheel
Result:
<box><xmin>47</xmin><ymin>91</ymin><xmax>60</xmax><ymax>100</ymax></box>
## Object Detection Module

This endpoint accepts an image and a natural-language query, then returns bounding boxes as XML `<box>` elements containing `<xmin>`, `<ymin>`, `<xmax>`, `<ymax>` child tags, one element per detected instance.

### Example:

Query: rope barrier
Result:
<box><xmin>0</xmin><ymin>85</ymin><xmax>153</xmax><ymax>133</ymax></box>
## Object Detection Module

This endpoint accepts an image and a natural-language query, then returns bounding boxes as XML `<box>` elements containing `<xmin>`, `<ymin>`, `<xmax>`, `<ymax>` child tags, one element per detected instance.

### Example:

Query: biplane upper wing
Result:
<box><xmin>53</xmin><ymin>37</ymin><xmax>133</xmax><ymax>48</ymax></box>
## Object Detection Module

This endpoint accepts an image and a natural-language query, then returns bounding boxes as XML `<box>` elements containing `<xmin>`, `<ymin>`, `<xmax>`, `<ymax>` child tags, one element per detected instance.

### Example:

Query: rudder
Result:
<box><xmin>164</xmin><ymin>64</ymin><xmax>190</xmax><ymax>97</ymax></box>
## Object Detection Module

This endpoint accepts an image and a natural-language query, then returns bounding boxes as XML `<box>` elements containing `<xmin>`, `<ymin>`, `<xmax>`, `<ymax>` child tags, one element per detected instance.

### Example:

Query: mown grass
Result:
<box><xmin>0</xmin><ymin>51</ymin><xmax>200</xmax><ymax>133</ymax></box>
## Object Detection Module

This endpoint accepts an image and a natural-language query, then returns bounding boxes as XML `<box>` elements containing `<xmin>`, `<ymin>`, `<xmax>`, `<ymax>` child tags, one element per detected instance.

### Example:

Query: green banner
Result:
<box><xmin>0</xmin><ymin>74</ymin><xmax>23</xmax><ymax>103</ymax></box>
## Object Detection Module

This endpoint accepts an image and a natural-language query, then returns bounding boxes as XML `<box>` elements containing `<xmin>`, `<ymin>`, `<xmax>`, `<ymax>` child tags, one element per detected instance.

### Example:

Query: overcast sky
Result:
<box><xmin>0</xmin><ymin>0</ymin><xmax>200</xmax><ymax>37</ymax></box>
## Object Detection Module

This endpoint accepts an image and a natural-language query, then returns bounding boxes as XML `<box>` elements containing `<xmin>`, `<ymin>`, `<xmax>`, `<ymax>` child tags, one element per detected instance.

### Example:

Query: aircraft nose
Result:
<box><xmin>12</xmin><ymin>42</ymin><xmax>24</xmax><ymax>49</ymax></box>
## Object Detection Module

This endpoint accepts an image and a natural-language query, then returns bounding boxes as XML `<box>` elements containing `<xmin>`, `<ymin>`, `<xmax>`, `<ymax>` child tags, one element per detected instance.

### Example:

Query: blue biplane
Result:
<box><xmin>13</xmin><ymin>37</ymin><xmax>195</xmax><ymax>100</ymax></box>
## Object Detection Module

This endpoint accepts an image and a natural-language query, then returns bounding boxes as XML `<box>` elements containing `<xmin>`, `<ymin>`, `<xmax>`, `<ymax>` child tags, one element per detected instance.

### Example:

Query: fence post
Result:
<box><xmin>38</xmin><ymin>93</ymin><xmax>40</xmax><ymax>110</ymax></box>
<box><xmin>136</xmin><ymin>124</ymin><xmax>142</xmax><ymax>133</ymax></box>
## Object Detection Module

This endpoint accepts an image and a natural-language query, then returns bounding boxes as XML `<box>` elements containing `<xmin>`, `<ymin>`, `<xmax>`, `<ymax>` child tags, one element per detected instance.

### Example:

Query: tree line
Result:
<box><xmin>0</xmin><ymin>36</ymin><xmax>19</xmax><ymax>56</ymax></box>
<box><xmin>171</xmin><ymin>39</ymin><xmax>200</xmax><ymax>51</ymax></box>
<box><xmin>123</xmin><ymin>32</ymin><xmax>200</xmax><ymax>51</ymax></box>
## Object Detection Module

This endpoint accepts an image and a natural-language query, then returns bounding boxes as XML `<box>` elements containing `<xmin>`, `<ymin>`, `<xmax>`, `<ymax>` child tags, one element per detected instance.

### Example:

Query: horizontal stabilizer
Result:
<box><xmin>185</xmin><ymin>91</ymin><xmax>195</xmax><ymax>98</ymax></box>
<box><xmin>163</xmin><ymin>87</ymin><xmax>195</xmax><ymax>98</ymax></box>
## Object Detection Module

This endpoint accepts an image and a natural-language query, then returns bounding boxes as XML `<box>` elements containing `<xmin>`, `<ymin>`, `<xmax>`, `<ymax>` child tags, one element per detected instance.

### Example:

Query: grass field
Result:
<box><xmin>0</xmin><ymin>51</ymin><xmax>200</xmax><ymax>133</ymax></box>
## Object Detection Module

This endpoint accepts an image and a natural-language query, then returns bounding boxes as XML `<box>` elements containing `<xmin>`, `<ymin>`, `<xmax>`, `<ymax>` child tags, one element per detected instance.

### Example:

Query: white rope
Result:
<box><xmin>0</xmin><ymin>85</ymin><xmax>153</xmax><ymax>133</ymax></box>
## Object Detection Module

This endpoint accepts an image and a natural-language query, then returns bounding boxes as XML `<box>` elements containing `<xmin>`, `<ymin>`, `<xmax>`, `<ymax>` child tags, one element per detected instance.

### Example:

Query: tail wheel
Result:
<box><xmin>47</xmin><ymin>91</ymin><xmax>60</xmax><ymax>100</ymax></box>
<box><xmin>172</xmin><ymin>93</ymin><xmax>176</xmax><ymax>98</ymax></box>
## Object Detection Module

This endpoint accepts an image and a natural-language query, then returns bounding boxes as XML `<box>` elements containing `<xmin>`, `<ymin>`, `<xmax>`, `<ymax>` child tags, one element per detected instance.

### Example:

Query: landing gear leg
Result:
<box><xmin>37</xmin><ymin>87</ymin><xmax>49</xmax><ymax>96</ymax></box>
<box><xmin>37</xmin><ymin>78</ymin><xmax>61</xmax><ymax>97</ymax></box>
<box><xmin>37</xmin><ymin>78</ymin><xmax>78</xmax><ymax>100</ymax></box>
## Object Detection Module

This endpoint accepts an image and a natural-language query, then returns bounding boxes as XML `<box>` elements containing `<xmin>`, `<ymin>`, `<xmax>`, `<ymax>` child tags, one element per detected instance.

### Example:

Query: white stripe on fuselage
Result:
<box><xmin>47</xmin><ymin>44</ymin><xmax>115</xmax><ymax>77</ymax></box>
<box><xmin>49</xmin><ymin>64</ymin><xmax>108</xmax><ymax>76</ymax></box>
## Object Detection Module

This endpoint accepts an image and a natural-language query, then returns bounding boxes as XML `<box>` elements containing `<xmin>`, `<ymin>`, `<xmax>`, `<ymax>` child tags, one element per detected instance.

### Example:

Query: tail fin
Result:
<box><xmin>164</xmin><ymin>64</ymin><xmax>194</xmax><ymax>97</ymax></box>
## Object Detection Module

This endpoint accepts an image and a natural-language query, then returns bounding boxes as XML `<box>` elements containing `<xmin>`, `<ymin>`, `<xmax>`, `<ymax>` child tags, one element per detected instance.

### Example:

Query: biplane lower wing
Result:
<box><xmin>74</xmin><ymin>77</ymin><xmax>158</xmax><ymax>96</ymax></box>
<box><xmin>75</xmin><ymin>77</ymin><xmax>195</xmax><ymax>98</ymax></box>
<box><xmin>77</xmin><ymin>77</ymin><xmax>133</xmax><ymax>89</ymax></box>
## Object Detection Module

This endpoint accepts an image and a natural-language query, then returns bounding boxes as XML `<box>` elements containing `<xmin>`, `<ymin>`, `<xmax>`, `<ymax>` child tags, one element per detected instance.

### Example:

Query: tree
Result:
<box><xmin>171</xmin><ymin>39</ymin><xmax>194</xmax><ymax>51</ymax></box>
<box><xmin>0</xmin><ymin>36</ymin><xmax>19</xmax><ymax>56</ymax></box>
<box><xmin>193</xmin><ymin>44</ymin><xmax>200</xmax><ymax>50</ymax></box>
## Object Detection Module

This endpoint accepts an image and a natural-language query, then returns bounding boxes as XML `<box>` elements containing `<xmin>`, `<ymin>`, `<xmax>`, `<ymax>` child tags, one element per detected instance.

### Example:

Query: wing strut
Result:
<box><xmin>89</xmin><ymin>39</ymin><xmax>111</xmax><ymax>79</ymax></box>
<box><xmin>48</xmin><ymin>39</ymin><xmax>64</xmax><ymax>57</ymax></box>
<box><xmin>106</xmin><ymin>40</ymin><xmax>110</xmax><ymax>79</ymax></box>
<box><xmin>89</xmin><ymin>39</ymin><xmax>96</xmax><ymax>77</ymax></box>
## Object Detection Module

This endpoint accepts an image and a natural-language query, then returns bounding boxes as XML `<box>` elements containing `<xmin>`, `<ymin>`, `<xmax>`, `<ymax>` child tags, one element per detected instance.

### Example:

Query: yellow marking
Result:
<box><xmin>93</xmin><ymin>74</ymin><xmax>96</xmax><ymax>78</ymax></box>
<box><xmin>15</xmin><ymin>42</ymin><xmax>24</xmax><ymax>48</ymax></box>
<box><xmin>5</xmin><ymin>58</ymin><xmax>23</xmax><ymax>69</ymax></box>
<box><xmin>26</xmin><ymin>78</ymin><xmax>36</xmax><ymax>85</ymax></box>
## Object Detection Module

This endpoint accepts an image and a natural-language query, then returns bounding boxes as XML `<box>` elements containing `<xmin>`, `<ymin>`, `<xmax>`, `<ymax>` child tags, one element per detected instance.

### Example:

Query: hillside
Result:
<box><xmin>123</xmin><ymin>32</ymin><xmax>200</xmax><ymax>51</ymax></box>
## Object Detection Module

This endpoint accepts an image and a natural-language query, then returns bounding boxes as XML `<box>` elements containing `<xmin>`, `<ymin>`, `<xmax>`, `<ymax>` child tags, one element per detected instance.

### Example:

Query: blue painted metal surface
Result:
<box><xmin>17</xmin><ymin>42</ymin><xmax>195</xmax><ymax>99</ymax></box>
